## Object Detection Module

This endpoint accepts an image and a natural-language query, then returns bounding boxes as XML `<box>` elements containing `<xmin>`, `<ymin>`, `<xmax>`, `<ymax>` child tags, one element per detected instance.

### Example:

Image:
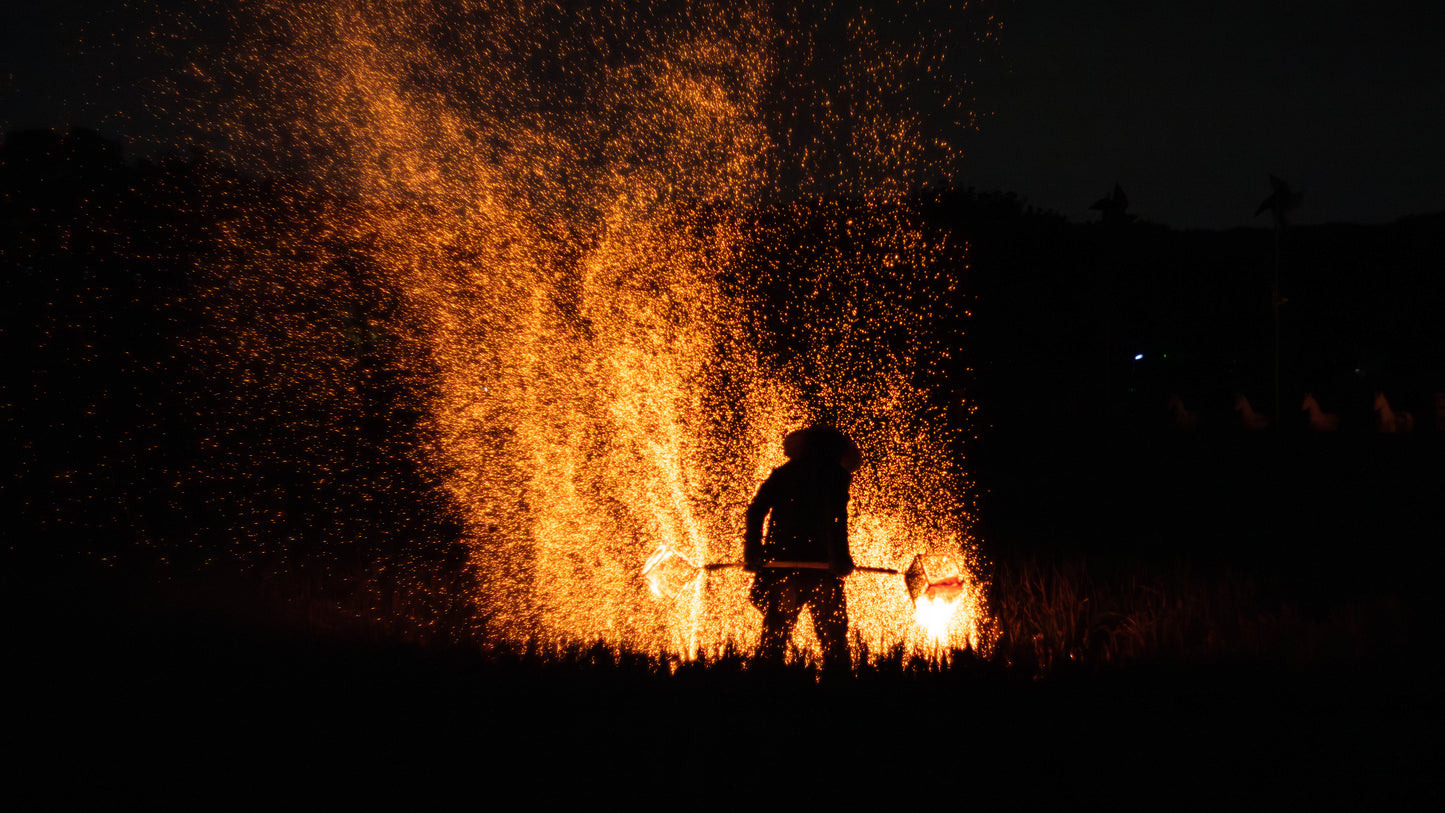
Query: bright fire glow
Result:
<box><xmin>912</xmin><ymin>571</ymin><xmax>970</xmax><ymax>642</ymax></box>
<box><xmin>914</xmin><ymin>594</ymin><xmax>961</xmax><ymax>641</ymax></box>
<box><xmin>185</xmin><ymin>0</ymin><xmax>997</xmax><ymax>663</ymax></box>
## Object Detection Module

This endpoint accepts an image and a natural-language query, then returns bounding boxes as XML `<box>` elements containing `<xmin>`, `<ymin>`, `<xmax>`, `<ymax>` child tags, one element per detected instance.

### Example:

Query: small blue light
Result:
<box><xmin>1133</xmin><ymin>353</ymin><xmax>1144</xmax><ymax>361</ymax></box>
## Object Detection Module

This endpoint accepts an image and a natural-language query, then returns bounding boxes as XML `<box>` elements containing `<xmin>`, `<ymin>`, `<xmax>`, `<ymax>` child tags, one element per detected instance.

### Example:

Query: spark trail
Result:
<box><xmin>185</xmin><ymin>0</ymin><xmax>996</xmax><ymax>661</ymax></box>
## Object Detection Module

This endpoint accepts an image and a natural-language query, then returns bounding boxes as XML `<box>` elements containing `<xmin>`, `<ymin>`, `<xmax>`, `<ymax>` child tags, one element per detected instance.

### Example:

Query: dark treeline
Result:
<box><xmin>2</xmin><ymin>128</ymin><xmax>476</xmax><ymax>640</ymax></box>
<box><xmin>931</xmin><ymin>186</ymin><xmax>1445</xmax><ymax>434</ymax></box>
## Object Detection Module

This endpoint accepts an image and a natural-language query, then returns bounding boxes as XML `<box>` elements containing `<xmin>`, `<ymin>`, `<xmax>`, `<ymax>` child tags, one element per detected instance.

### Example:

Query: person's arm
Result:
<box><xmin>743</xmin><ymin>473</ymin><xmax>776</xmax><ymax>572</ymax></box>
<box><xmin>827</xmin><ymin>470</ymin><xmax>854</xmax><ymax>577</ymax></box>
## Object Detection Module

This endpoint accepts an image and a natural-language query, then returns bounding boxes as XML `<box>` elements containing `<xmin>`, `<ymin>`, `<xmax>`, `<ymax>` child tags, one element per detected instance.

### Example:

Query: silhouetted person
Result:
<box><xmin>744</xmin><ymin>425</ymin><xmax>859</xmax><ymax>672</ymax></box>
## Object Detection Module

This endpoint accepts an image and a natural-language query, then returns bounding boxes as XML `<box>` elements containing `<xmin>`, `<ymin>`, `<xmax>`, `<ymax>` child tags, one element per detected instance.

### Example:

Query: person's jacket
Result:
<box><xmin>743</xmin><ymin>455</ymin><xmax>852</xmax><ymax>572</ymax></box>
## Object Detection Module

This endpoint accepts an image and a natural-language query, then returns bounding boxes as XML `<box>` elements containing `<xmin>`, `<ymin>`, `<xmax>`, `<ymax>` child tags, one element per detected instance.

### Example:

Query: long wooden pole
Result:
<box><xmin>1273</xmin><ymin>217</ymin><xmax>1282</xmax><ymax>429</ymax></box>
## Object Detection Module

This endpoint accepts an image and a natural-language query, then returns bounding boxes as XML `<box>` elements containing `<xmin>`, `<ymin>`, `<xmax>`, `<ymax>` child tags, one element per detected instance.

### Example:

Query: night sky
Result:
<box><xmin>4</xmin><ymin>0</ymin><xmax>1443</xmax><ymax>229</ymax></box>
<box><xmin>961</xmin><ymin>0</ymin><xmax>1445</xmax><ymax>229</ymax></box>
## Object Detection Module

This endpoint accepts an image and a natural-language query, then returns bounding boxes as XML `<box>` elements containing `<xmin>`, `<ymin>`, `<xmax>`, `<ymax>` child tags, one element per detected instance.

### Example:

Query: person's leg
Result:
<box><xmin>757</xmin><ymin>572</ymin><xmax>804</xmax><ymax>665</ymax></box>
<box><xmin>807</xmin><ymin>573</ymin><xmax>851</xmax><ymax>673</ymax></box>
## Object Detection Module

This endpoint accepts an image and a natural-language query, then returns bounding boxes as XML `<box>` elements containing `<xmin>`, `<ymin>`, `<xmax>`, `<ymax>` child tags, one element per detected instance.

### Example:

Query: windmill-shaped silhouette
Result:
<box><xmin>1254</xmin><ymin>174</ymin><xmax>1302</xmax><ymax>228</ymax></box>
<box><xmin>1091</xmin><ymin>183</ymin><xmax>1134</xmax><ymax>225</ymax></box>
<box><xmin>1255</xmin><ymin>174</ymin><xmax>1302</xmax><ymax>427</ymax></box>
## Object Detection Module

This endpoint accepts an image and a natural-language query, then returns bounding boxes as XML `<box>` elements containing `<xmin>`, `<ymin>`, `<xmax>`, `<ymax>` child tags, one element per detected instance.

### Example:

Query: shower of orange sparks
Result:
<box><xmin>178</xmin><ymin>0</ymin><xmax>998</xmax><ymax>663</ymax></box>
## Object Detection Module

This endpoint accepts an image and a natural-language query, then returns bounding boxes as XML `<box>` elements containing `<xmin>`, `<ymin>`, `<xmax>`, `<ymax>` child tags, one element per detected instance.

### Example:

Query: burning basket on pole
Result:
<box><xmin>904</xmin><ymin>554</ymin><xmax>967</xmax><ymax>604</ymax></box>
<box><xmin>644</xmin><ymin>546</ymin><xmax>972</xmax><ymax>633</ymax></box>
<box><xmin>643</xmin><ymin>546</ymin><xmax>708</xmax><ymax>600</ymax></box>
<box><xmin>904</xmin><ymin>553</ymin><xmax>970</xmax><ymax>638</ymax></box>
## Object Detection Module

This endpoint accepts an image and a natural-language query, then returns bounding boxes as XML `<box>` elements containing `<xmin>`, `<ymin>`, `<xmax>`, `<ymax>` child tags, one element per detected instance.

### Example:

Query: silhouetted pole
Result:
<box><xmin>1255</xmin><ymin>175</ymin><xmax>1297</xmax><ymax>430</ymax></box>
<box><xmin>1273</xmin><ymin>221</ymin><xmax>1281</xmax><ymax>428</ymax></box>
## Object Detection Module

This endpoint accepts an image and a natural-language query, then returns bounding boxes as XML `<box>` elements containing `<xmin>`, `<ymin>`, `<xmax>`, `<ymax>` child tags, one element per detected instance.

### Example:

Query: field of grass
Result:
<box><xmin>986</xmin><ymin>552</ymin><xmax>1413</xmax><ymax>674</ymax></box>
<box><xmin>13</xmin><ymin>555</ymin><xmax>1436</xmax><ymax>810</ymax></box>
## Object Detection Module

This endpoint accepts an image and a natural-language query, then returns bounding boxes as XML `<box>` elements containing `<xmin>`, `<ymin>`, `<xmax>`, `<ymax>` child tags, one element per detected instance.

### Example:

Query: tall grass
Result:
<box><xmin>986</xmin><ymin>553</ymin><xmax>1408</xmax><ymax>674</ymax></box>
<box><xmin>100</xmin><ymin>545</ymin><xmax>1412</xmax><ymax>679</ymax></box>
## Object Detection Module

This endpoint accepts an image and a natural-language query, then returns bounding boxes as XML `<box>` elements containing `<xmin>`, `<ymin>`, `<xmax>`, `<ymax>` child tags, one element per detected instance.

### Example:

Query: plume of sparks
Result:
<box><xmin>170</xmin><ymin>0</ymin><xmax>998</xmax><ymax>662</ymax></box>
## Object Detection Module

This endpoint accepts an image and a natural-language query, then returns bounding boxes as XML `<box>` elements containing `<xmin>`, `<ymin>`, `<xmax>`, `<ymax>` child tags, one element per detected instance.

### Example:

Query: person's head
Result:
<box><xmin>782</xmin><ymin>424</ymin><xmax>861</xmax><ymax>472</ymax></box>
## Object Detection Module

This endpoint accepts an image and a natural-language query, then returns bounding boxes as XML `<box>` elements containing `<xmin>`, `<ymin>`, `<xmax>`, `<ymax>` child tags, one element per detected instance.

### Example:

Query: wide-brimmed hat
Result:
<box><xmin>782</xmin><ymin>424</ymin><xmax>862</xmax><ymax>472</ymax></box>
